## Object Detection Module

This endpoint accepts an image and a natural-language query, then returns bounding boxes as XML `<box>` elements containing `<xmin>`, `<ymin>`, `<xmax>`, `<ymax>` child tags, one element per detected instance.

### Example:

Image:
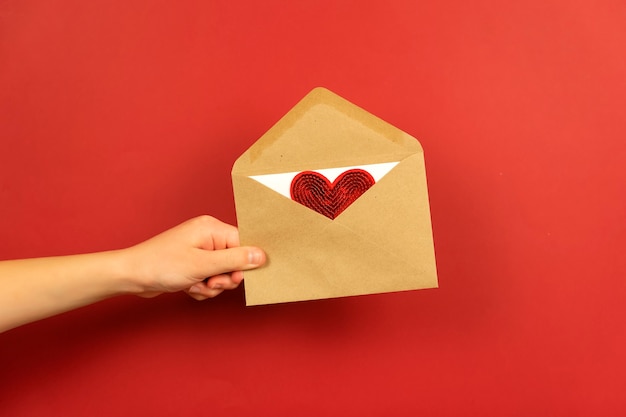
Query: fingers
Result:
<box><xmin>187</xmin><ymin>274</ymin><xmax>239</xmax><ymax>300</ymax></box>
<box><xmin>202</xmin><ymin>246</ymin><xmax>266</xmax><ymax>278</ymax></box>
<box><xmin>191</xmin><ymin>215</ymin><xmax>240</xmax><ymax>250</ymax></box>
<box><xmin>185</xmin><ymin>247</ymin><xmax>264</xmax><ymax>301</ymax></box>
<box><xmin>187</xmin><ymin>283</ymin><xmax>224</xmax><ymax>300</ymax></box>
<box><xmin>187</xmin><ymin>216</ymin><xmax>264</xmax><ymax>271</ymax></box>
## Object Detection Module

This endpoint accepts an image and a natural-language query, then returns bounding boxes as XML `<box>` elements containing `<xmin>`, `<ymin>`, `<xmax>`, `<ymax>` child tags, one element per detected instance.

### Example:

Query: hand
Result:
<box><xmin>123</xmin><ymin>215</ymin><xmax>266</xmax><ymax>300</ymax></box>
<box><xmin>0</xmin><ymin>215</ymin><xmax>266</xmax><ymax>332</ymax></box>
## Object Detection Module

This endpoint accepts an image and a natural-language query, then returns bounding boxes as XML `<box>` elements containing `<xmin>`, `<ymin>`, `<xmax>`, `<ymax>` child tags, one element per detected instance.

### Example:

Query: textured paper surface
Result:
<box><xmin>232</xmin><ymin>87</ymin><xmax>438</xmax><ymax>305</ymax></box>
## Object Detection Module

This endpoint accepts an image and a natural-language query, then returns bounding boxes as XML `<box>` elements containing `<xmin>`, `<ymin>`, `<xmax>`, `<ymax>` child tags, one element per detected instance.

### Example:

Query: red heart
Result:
<box><xmin>290</xmin><ymin>169</ymin><xmax>375</xmax><ymax>219</ymax></box>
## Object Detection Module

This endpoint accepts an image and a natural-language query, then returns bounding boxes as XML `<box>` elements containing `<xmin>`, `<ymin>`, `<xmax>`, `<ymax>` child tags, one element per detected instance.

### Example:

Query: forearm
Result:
<box><xmin>0</xmin><ymin>250</ymin><xmax>141</xmax><ymax>333</ymax></box>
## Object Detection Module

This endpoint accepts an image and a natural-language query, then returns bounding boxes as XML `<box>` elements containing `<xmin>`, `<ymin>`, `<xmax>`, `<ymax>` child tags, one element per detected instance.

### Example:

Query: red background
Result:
<box><xmin>1</xmin><ymin>1</ymin><xmax>625</xmax><ymax>416</ymax></box>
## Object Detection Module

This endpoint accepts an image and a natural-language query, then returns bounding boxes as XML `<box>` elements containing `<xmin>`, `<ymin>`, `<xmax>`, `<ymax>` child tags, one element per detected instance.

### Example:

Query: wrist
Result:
<box><xmin>106</xmin><ymin>249</ymin><xmax>146</xmax><ymax>296</ymax></box>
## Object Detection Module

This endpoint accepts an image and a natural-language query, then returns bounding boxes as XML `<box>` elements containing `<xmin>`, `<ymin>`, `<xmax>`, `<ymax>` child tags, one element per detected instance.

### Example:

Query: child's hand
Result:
<box><xmin>123</xmin><ymin>215</ymin><xmax>266</xmax><ymax>300</ymax></box>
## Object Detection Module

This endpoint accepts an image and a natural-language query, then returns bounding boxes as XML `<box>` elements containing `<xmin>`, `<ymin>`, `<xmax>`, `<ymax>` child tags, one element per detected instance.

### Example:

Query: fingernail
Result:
<box><xmin>189</xmin><ymin>285</ymin><xmax>202</xmax><ymax>294</ymax></box>
<box><xmin>211</xmin><ymin>283</ymin><xmax>223</xmax><ymax>290</ymax></box>
<box><xmin>248</xmin><ymin>248</ymin><xmax>263</xmax><ymax>265</ymax></box>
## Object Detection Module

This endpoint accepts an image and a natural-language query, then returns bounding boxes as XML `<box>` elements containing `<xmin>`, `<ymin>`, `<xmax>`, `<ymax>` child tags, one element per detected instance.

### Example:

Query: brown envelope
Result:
<box><xmin>232</xmin><ymin>87</ymin><xmax>437</xmax><ymax>305</ymax></box>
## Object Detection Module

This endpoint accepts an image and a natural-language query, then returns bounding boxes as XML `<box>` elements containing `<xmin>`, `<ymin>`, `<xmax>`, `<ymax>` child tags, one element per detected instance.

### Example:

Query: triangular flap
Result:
<box><xmin>232</xmin><ymin>88</ymin><xmax>422</xmax><ymax>175</ymax></box>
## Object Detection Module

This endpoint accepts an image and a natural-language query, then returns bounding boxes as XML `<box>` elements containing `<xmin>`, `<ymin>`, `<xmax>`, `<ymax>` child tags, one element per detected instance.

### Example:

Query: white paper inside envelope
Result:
<box><xmin>250</xmin><ymin>162</ymin><xmax>399</xmax><ymax>220</ymax></box>
<box><xmin>250</xmin><ymin>162</ymin><xmax>399</xmax><ymax>198</ymax></box>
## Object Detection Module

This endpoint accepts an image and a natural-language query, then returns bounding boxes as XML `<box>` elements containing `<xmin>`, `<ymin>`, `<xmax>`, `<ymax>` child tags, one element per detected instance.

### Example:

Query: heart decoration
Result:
<box><xmin>290</xmin><ymin>169</ymin><xmax>375</xmax><ymax>219</ymax></box>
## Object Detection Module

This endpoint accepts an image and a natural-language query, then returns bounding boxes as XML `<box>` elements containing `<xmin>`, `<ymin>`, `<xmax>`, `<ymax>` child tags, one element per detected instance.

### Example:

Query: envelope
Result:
<box><xmin>232</xmin><ymin>87</ymin><xmax>437</xmax><ymax>305</ymax></box>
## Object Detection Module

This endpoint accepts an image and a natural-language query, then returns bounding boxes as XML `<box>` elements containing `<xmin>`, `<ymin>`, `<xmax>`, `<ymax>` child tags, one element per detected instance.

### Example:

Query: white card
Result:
<box><xmin>250</xmin><ymin>162</ymin><xmax>399</xmax><ymax>199</ymax></box>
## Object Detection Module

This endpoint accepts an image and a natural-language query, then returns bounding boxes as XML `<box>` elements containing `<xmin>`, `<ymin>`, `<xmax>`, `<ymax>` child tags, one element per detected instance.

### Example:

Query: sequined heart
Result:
<box><xmin>290</xmin><ymin>169</ymin><xmax>375</xmax><ymax>219</ymax></box>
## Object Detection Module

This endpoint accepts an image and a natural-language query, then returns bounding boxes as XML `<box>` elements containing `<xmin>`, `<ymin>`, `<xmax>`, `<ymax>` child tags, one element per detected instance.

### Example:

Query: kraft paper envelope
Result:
<box><xmin>232</xmin><ymin>87</ymin><xmax>437</xmax><ymax>305</ymax></box>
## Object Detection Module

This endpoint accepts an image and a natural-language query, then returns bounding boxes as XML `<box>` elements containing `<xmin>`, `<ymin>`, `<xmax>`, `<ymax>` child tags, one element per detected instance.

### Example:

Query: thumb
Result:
<box><xmin>202</xmin><ymin>246</ymin><xmax>266</xmax><ymax>277</ymax></box>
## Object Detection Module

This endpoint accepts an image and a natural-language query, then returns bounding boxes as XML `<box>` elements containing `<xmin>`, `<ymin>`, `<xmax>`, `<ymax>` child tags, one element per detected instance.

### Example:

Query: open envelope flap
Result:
<box><xmin>233</xmin><ymin>152</ymin><xmax>438</xmax><ymax>305</ymax></box>
<box><xmin>232</xmin><ymin>87</ymin><xmax>423</xmax><ymax>176</ymax></box>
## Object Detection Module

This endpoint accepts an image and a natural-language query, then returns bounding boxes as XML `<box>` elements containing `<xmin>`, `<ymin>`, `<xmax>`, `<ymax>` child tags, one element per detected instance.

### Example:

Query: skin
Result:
<box><xmin>0</xmin><ymin>215</ymin><xmax>266</xmax><ymax>333</ymax></box>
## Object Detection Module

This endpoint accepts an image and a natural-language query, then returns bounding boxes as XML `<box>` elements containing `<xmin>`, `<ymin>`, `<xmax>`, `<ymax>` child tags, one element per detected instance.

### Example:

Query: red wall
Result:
<box><xmin>1</xmin><ymin>1</ymin><xmax>624</xmax><ymax>415</ymax></box>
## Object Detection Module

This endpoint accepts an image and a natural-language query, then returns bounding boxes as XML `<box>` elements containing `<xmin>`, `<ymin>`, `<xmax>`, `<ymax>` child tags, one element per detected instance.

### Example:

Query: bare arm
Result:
<box><xmin>0</xmin><ymin>216</ymin><xmax>266</xmax><ymax>333</ymax></box>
